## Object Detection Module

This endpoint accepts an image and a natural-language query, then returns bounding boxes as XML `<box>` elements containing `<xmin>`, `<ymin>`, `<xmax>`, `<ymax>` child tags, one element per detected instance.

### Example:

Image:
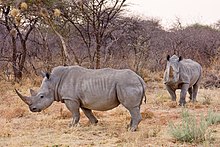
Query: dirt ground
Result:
<box><xmin>0</xmin><ymin>80</ymin><xmax>219</xmax><ymax>147</ymax></box>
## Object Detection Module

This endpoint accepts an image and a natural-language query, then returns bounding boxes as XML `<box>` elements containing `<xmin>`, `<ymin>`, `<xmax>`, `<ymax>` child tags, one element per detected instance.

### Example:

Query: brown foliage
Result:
<box><xmin>202</xmin><ymin>62</ymin><xmax>220</xmax><ymax>89</ymax></box>
<box><xmin>141</xmin><ymin>110</ymin><xmax>154</xmax><ymax>119</ymax></box>
<box><xmin>202</xmin><ymin>73</ymin><xmax>220</xmax><ymax>88</ymax></box>
<box><xmin>0</xmin><ymin>107</ymin><xmax>27</xmax><ymax>120</ymax></box>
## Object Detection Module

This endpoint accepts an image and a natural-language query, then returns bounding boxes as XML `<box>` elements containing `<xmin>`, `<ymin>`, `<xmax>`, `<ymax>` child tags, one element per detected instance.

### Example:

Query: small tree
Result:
<box><xmin>0</xmin><ymin>2</ymin><xmax>38</xmax><ymax>82</ymax></box>
<box><xmin>62</xmin><ymin>0</ymin><xmax>127</xmax><ymax>68</ymax></box>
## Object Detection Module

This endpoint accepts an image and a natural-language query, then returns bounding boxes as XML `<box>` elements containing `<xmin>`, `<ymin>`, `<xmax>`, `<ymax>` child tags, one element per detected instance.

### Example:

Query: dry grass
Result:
<box><xmin>0</xmin><ymin>79</ymin><xmax>220</xmax><ymax>147</ymax></box>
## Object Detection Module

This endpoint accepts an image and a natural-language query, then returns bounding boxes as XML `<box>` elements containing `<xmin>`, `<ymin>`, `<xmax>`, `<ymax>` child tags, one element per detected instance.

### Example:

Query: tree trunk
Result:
<box><xmin>11</xmin><ymin>36</ymin><xmax>20</xmax><ymax>82</ymax></box>
<box><xmin>16</xmin><ymin>39</ymin><xmax>27</xmax><ymax>81</ymax></box>
<box><xmin>95</xmin><ymin>34</ymin><xmax>101</xmax><ymax>69</ymax></box>
<box><xmin>96</xmin><ymin>44</ymin><xmax>101</xmax><ymax>69</ymax></box>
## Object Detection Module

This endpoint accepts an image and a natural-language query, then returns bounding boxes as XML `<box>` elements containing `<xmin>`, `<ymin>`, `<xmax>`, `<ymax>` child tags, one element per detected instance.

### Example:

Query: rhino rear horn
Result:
<box><xmin>15</xmin><ymin>89</ymin><xmax>31</xmax><ymax>105</ymax></box>
<box><xmin>30</xmin><ymin>89</ymin><xmax>37</xmax><ymax>96</ymax></box>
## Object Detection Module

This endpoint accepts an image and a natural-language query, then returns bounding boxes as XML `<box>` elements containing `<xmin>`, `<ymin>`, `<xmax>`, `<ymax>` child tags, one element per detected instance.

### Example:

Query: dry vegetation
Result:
<box><xmin>1</xmin><ymin>1</ymin><xmax>220</xmax><ymax>146</ymax></box>
<box><xmin>0</xmin><ymin>76</ymin><xmax>219</xmax><ymax>147</ymax></box>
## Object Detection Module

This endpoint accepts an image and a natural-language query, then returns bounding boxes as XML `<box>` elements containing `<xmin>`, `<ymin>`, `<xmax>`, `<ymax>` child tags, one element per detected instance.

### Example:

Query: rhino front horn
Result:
<box><xmin>15</xmin><ymin>89</ymin><xmax>31</xmax><ymax>105</ymax></box>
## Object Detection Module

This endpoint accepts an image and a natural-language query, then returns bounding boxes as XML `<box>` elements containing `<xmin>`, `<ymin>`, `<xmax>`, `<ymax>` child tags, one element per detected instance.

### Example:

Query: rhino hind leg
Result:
<box><xmin>81</xmin><ymin>107</ymin><xmax>98</xmax><ymax>124</ymax></box>
<box><xmin>127</xmin><ymin>107</ymin><xmax>142</xmax><ymax>132</ymax></box>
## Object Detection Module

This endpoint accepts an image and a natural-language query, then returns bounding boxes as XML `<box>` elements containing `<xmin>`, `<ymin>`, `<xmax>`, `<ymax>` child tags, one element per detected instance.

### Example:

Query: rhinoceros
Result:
<box><xmin>15</xmin><ymin>65</ymin><xmax>146</xmax><ymax>131</ymax></box>
<box><xmin>164</xmin><ymin>55</ymin><xmax>202</xmax><ymax>106</ymax></box>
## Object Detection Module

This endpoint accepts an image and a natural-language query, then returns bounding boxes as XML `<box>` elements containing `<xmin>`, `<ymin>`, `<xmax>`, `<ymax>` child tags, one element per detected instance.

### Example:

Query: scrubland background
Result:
<box><xmin>0</xmin><ymin>77</ymin><xmax>220</xmax><ymax>146</ymax></box>
<box><xmin>0</xmin><ymin>0</ymin><xmax>220</xmax><ymax>146</ymax></box>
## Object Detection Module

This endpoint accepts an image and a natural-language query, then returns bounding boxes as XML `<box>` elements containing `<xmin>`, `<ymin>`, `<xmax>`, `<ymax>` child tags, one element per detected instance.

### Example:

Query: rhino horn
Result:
<box><xmin>15</xmin><ymin>89</ymin><xmax>31</xmax><ymax>105</ymax></box>
<box><xmin>30</xmin><ymin>88</ymin><xmax>37</xmax><ymax>96</ymax></box>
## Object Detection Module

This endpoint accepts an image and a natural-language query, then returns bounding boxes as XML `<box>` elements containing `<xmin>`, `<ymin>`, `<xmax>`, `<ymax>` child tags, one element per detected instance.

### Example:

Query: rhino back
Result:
<box><xmin>179</xmin><ymin>59</ymin><xmax>202</xmax><ymax>86</ymax></box>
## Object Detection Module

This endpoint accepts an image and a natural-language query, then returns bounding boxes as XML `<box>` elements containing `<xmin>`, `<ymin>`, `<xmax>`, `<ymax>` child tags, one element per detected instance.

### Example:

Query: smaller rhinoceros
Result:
<box><xmin>164</xmin><ymin>55</ymin><xmax>202</xmax><ymax>106</ymax></box>
<box><xmin>15</xmin><ymin>65</ymin><xmax>146</xmax><ymax>131</ymax></box>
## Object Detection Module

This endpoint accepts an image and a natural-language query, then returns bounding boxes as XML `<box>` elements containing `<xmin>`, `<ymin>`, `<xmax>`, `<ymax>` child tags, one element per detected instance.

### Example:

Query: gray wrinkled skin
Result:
<box><xmin>16</xmin><ymin>66</ymin><xmax>146</xmax><ymax>131</ymax></box>
<box><xmin>164</xmin><ymin>55</ymin><xmax>202</xmax><ymax>106</ymax></box>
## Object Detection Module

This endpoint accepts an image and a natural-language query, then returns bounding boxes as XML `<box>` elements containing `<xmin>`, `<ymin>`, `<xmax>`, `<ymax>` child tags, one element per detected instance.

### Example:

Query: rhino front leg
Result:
<box><xmin>81</xmin><ymin>107</ymin><xmax>98</xmax><ymax>124</ymax></box>
<box><xmin>64</xmin><ymin>99</ymin><xmax>80</xmax><ymax>127</ymax></box>
<box><xmin>192</xmin><ymin>84</ymin><xmax>199</xmax><ymax>102</ymax></box>
<box><xmin>128</xmin><ymin>106</ymin><xmax>142</xmax><ymax>132</ymax></box>
<box><xmin>165</xmin><ymin>85</ymin><xmax>176</xmax><ymax>101</ymax></box>
<box><xmin>188</xmin><ymin>87</ymin><xmax>193</xmax><ymax>101</ymax></box>
<box><xmin>179</xmin><ymin>84</ymin><xmax>189</xmax><ymax>106</ymax></box>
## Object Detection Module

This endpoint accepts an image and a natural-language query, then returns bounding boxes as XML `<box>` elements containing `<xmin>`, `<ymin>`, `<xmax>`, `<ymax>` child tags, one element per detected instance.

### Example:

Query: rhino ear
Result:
<box><xmin>45</xmin><ymin>72</ymin><xmax>50</xmax><ymax>79</ymax></box>
<box><xmin>167</xmin><ymin>55</ymin><xmax>170</xmax><ymax>61</ymax></box>
<box><xmin>30</xmin><ymin>89</ymin><xmax>37</xmax><ymax>96</ymax></box>
<box><xmin>179</xmin><ymin>56</ymin><xmax>182</xmax><ymax>62</ymax></box>
<box><xmin>40</xmin><ymin>71</ymin><xmax>50</xmax><ymax>79</ymax></box>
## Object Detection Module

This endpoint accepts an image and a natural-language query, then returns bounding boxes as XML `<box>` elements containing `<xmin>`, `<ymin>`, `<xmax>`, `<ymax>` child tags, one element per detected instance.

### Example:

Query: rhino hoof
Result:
<box><xmin>91</xmin><ymin>119</ymin><xmax>98</xmax><ymax>124</ymax></box>
<box><xmin>69</xmin><ymin>122</ymin><xmax>80</xmax><ymax>128</ymax></box>
<box><xmin>179</xmin><ymin>103</ymin><xmax>186</xmax><ymax>107</ymax></box>
<box><xmin>90</xmin><ymin>122</ymin><xmax>98</xmax><ymax>126</ymax></box>
<box><xmin>128</xmin><ymin>127</ymin><xmax>137</xmax><ymax>132</ymax></box>
<box><xmin>127</xmin><ymin>125</ymin><xmax>137</xmax><ymax>132</ymax></box>
<box><xmin>189</xmin><ymin>100</ymin><xmax>198</xmax><ymax>103</ymax></box>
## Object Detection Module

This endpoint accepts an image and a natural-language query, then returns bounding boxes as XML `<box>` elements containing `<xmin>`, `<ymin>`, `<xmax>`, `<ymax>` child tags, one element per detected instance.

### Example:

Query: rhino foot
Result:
<box><xmin>69</xmin><ymin>122</ymin><xmax>80</xmax><ymax>128</ymax></box>
<box><xmin>127</xmin><ymin>126</ymin><xmax>138</xmax><ymax>132</ymax></box>
<box><xmin>127</xmin><ymin>124</ymin><xmax>138</xmax><ymax>132</ymax></box>
<box><xmin>179</xmin><ymin>99</ymin><xmax>186</xmax><ymax>107</ymax></box>
<box><xmin>90</xmin><ymin>121</ymin><xmax>98</xmax><ymax>126</ymax></box>
<box><xmin>90</xmin><ymin>118</ymin><xmax>98</xmax><ymax>125</ymax></box>
<box><xmin>179</xmin><ymin>103</ymin><xmax>186</xmax><ymax>107</ymax></box>
<box><xmin>189</xmin><ymin>99</ymin><xmax>198</xmax><ymax>103</ymax></box>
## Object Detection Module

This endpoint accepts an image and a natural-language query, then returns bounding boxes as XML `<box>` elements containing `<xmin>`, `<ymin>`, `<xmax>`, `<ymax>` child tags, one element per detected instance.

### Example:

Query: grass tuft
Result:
<box><xmin>202</xmin><ymin>93</ymin><xmax>212</xmax><ymax>105</ymax></box>
<box><xmin>0</xmin><ymin>107</ymin><xmax>27</xmax><ymax>120</ymax></box>
<box><xmin>141</xmin><ymin>109</ymin><xmax>154</xmax><ymax>119</ymax></box>
<box><xmin>206</xmin><ymin>110</ymin><xmax>220</xmax><ymax>126</ymax></box>
<box><xmin>169</xmin><ymin>109</ymin><xmax>210</xmax><ymax>143</ymax></box>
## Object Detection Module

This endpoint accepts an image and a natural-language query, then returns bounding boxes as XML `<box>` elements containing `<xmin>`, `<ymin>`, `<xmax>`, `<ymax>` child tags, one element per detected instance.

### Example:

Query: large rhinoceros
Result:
<box><xmin>164</xmin><ymin>55</ymin><xmax>202</xmax><ymax>106</ymax></box>
<box><xmin>15</xmin><ymin>65</ymin><xmax>146</xmax><ymax>131</ymax></box>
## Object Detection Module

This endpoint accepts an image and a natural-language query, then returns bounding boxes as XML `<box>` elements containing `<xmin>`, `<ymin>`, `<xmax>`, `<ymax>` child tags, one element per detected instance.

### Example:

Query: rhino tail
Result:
<box><xmin>138</xmin><ymin>77</ymin><xmax>147</xmax><ymax>104</ymax></box>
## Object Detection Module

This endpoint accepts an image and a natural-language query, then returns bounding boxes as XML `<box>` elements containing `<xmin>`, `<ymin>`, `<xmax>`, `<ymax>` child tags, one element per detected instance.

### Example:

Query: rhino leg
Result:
<box><xmin>192</xmin><ymin>84</ymin><xmax>199</xmax><ymax>102</ymax></box>
<box><xmin>64</xmin><ymin>99</ymin><xmax>80</xmax><ymax>127</ymax></box>
<box><xmin>188</xmin><ymin>87</ymin><xmax>193</xmax><ymax>101</ymax></box>
<box><xmin>81</xmin><ymin>107</ymin><xmax>98</xmax><ymax>124</ymax></box>
<box><xmin>127</xmin><ymin>107</ymin><xmax>142</xmax><ymax>132</ymax></box>
<box><xmin>179</xmin><ymin>84</ymin><xmax>189</xmax><ymax>106</ymax></box>
<box><xmin>166</xmin><ymin>85</ymin><xmax>176</xmax><ymax>101</ymax></box>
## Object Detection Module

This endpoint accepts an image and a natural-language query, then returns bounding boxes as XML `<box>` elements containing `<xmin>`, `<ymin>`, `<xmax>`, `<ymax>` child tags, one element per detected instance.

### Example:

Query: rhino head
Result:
<box><xmin>15</xmin><ymin>72</ymin><xmax>55</xmax><ymax>112</ymax></box>
<box><xmin>164</xmin><ymin>55</ymin><xmax>182</xmax><ymax>84</ymax></box>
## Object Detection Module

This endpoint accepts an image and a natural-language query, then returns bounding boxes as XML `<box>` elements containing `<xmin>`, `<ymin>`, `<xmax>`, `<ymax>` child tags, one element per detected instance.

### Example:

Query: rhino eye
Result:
<box><xmin>40</xmin><ymin>95</ymin><xmax>44</xmax><ymax>99</ymax></box>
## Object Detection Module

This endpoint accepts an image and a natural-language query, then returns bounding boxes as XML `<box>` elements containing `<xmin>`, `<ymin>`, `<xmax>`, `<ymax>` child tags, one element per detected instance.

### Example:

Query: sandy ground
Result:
<box><xmin>0</xmin><ymin>81</ymin><xmax>219</xmax><ymax>147</ymax></box>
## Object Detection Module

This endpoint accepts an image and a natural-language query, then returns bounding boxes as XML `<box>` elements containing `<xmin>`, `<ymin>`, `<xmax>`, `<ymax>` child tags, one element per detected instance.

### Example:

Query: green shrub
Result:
<box><xmin>169</xmin><ymin>109</ymin><xmax>210</xmax><ymax>143</ymax></box>
<box><xmin>206</xmin><ymin>110</ymin><xmax>220</xmax><ymax>126</ymax></box>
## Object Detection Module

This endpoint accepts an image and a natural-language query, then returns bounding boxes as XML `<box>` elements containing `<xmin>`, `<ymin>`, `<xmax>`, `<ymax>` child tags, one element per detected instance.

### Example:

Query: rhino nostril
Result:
<box><xmin>31</xmin><ymin>107</ymin><xmax>37</xmax><ymax>112</ymax></box>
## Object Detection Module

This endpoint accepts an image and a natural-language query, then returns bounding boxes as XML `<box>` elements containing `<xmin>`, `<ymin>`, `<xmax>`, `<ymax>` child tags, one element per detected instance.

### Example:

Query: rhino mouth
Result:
<box><xmin>29</xmin><ymin>106</ymin><xmax>41</xmax><ymax>112</ymax></box>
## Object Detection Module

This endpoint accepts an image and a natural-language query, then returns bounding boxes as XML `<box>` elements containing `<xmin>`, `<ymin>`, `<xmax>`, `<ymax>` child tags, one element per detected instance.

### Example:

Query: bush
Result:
<box><xmin>169</xmin><ymin>109</ymin><xmax>210</xmax><ymax>143</ymax></box>
<box><xmin>206</xmin><ymin>110</ymin><xmax>220</xmax><ymax>126</ymax></box>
